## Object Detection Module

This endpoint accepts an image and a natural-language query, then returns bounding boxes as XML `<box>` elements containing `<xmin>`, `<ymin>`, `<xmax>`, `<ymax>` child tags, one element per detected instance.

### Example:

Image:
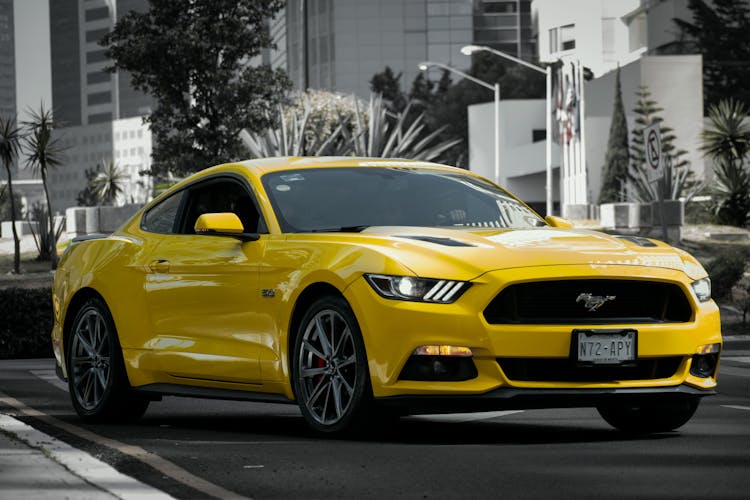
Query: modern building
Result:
<box><xmin>49</xmin><ymin>116</ymin><xmax>152</xmax><ymax>212</ymax></box>
<box><xmin>282</xmin><ymin>0</ymin><xmax>536</xmax><ymax>97</ymax></box>
<box><xmin>0</xmin><ymin>0</ymin><xmax>52</xmax><ymax>214</ymax></box>
<box><xmin>49</xmin><ymin>0</ymin><xmax>152</xmax><ymax>127</ymax></box>
<box><xmin>0</xmin><ymin>0</ymin><xmax>15</xmax><ymax>119</ymax></box>
<box><xmin>43</xmin><ymin>0</ymin><xmax>153</xmax><ymax>212</ymax></box>
<box><xmin>533</xmin><ymin>0</ymin><xmax>642</xmax><ymax>77</ymax></box>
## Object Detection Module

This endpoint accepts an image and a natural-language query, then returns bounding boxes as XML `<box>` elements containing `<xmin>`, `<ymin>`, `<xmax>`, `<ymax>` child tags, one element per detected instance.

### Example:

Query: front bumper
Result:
<box><xmin>377</xmin><ymin>384</ymin><xmax>714</xmax><ymax>415</ymax></box>
<box><xmin>344</xmin><ymin>264</ymin><xmax>722</xmax><ymax>398</ymax></box>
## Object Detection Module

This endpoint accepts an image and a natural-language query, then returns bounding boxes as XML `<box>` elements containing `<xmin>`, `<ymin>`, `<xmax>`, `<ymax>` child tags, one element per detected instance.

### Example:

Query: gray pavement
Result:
<box><xmin>0</xmin><ymin>419</ymin><xmax>116</xmax><ymax>500</ymax></box>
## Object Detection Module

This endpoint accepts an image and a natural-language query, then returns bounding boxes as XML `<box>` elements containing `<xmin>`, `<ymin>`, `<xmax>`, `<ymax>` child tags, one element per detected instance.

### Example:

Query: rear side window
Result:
<box><xmin>141</xmin><ymin>191</ymin><xmax>184</xmax><ymax>234</ymax></box>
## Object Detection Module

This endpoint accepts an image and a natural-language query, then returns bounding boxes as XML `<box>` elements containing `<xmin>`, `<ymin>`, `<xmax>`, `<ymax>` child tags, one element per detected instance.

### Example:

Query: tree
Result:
<box><xmin>92</xmin><ymin>161</ymin><xmax>126</xmax><ymax>206</ymax></box>
<box><xmin>102</xmin><ymin>0</ymin><xmax>291</xmax><ymax>178</ymax></box>
<box><xmin>0</xmin><ymin>114</ymin><xmax>23</xmax><ymax>274</ymax></box>
<box><xmin>701</xmin><ymin>99</ymin><xmax>750</xmax><ymax>227</ymax></box>
<box><xmin>24</xmin><ymin>104</ymin><xmax>66</xmax><ymax>270</ymax></box>
<box><xmin>599</xmin><ymin>66</ymin><xmax>630</xmax><ymax>204</ymax></box>
<box><xmin>674</xmin><ymin>0</ymin><xmax>750</xmax><ymax>110</ymax></box>
<box><xmin>627</xmin><ymin>86</ymin><xmax>693</xmax><ymax>202</ymax></box>
<box><xmin>369</xmin><ymin>66</ymin><xmax>407</xmax><ymax>113</ymax></box>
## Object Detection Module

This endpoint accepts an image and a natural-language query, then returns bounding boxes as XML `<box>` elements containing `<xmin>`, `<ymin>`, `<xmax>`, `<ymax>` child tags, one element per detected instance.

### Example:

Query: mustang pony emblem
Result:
<box><xmin>576</xmin><ymin>293</ymin><xmax>616</xmax><ymax>312</ymax></box>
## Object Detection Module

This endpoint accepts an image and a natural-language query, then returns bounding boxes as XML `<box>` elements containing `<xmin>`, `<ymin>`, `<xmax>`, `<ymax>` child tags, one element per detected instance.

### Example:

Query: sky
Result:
<box><xmin>14</xmin><ymin>0</ymin><xmax>51</xmax><ymax>123</ymax></box>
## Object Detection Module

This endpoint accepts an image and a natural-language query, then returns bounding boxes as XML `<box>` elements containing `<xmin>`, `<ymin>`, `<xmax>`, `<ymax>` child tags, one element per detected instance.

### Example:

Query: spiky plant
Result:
<box><xmin>701</xmin><ymin>99</ymin><xmax>750</xmax><ymax>227</ymax></box>
<box><xmin>92</xmin><ymin>160</ymin><xmax>127</xmax><ymax>206</ymax></box>
<box><xmin>0</xmin><ymin>114</ymin><xmax>23</xmax><ymax>274</ymax></box>
<box><xmin>23</xmin><ymin>104</ymin><xmax>66</xmax><ymax>269</ymax></box>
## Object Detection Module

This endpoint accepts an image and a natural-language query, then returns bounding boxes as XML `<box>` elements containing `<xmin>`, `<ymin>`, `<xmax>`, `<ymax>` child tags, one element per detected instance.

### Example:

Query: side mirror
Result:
<box><xmin>544</xmin><ymin>215</ymin><xmax>574</xmax><ymax>229</ymax></box>
<box><xmin>194</xmin><ymin>212</ymin><xmax>259</xmax><ymax>241</ymax></box>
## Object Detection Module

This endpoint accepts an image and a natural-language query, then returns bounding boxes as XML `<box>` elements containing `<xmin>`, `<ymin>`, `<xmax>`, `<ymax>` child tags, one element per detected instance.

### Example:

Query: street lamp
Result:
<box><xmin>418</xmin><ymin>61</ymin><xmax>501</xmax><ymax>185</ymax></box>
<box><xmin>462</xmin><ymin>45</ymin><xmax>554</xmax><ymax>217</ymax></box>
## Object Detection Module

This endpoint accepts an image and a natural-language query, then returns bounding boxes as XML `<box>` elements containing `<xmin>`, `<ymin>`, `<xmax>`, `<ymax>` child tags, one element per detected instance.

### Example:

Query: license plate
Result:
<box><xmin>574</xmin><ymin>329</ymin><xmax>636</xmax><ymax>364</ymax></box>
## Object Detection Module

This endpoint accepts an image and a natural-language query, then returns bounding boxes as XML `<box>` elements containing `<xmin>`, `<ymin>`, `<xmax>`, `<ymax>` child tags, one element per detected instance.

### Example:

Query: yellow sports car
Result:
<box><xmin>52</xmin><ymin>157</ymin><xmax>721</xmax><ymax>434</ymax></box>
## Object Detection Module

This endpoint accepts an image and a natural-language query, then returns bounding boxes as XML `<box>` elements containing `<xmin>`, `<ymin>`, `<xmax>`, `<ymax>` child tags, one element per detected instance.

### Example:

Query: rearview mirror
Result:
<box><xmin>544</xmin><ymin>215</ymin><xmax>574</xmax><ymax>229</ymax></box>
<box><xmin>194</xmin><ymin>213</ymin><xmax>259</xmax><ymax>241</ymax></box>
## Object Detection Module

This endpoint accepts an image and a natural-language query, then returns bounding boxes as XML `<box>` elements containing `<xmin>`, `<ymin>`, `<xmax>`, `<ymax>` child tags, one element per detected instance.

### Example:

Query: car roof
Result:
<box><xmin>233</xmin><ymin>156</ymin><xmax>462</xmax><ymax>175</ymax></box>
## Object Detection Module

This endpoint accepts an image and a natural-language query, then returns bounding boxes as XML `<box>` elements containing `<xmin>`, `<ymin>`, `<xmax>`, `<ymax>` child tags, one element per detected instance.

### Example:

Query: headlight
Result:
<box><xmin>365</xmin><ymin>274</ymin><xmax>470</xmax><ymax>303</ymax></box>
<box><xmin>691</xmin><ymin>277</ymin><xmax>711</xmax><ymax>302</ymax></box>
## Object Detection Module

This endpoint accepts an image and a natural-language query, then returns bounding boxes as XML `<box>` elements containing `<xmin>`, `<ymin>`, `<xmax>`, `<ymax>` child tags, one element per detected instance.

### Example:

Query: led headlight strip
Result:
<box><xmin>365</xmin><ymin>274</ymin><xmax>470</xmax><ymax>303</ymax></box>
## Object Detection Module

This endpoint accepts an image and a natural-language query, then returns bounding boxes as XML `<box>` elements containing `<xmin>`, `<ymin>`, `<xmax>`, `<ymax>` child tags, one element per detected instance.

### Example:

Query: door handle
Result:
<box><xmin>149</xmin><ymin>259</ymin><xmax>170</xmax><ymax>273</ymax></box>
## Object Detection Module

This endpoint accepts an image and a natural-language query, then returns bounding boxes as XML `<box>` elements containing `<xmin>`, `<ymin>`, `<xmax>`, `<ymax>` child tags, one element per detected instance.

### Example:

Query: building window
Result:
<box><xmin>549</xmin><ymin>27</ymin><xmax>558</xmax><ymax>53</ymax></box>
<box><xmin>84</xmin><ymin>7</ymin><xmax>110</xmax><ymax>22</ymax></box>
<box><xmin>561</xmin><ymin>24</ymin><xmax>575</xmax><ymax>50</ymax></box>
<box><xmin>532</xmin><ymin>129</ymin><xmax>546</xmax><ymax>143</ymax></box>
<box><xmin>86</xmin><ymin>50</ymin><xmax>109</xmax><ymax>64</ymax></box>
<box><xmin>482</xmin><ymin>1</ymin><xmax>518</xmax><ymax>14</ymax></box>
<box><xmin>87</xmin><ymin>71</ymin><xmax>110</xmax><ymax>84</ymax></box>
<box><xmin>549</xmin><ymin>24</ymin><xmax>575</xmax><ymax>53</ymax></box>
<box><xmin>85</xmin><ymin>28</ymin><xmax>110</xmax><ymax>43</ymax></box>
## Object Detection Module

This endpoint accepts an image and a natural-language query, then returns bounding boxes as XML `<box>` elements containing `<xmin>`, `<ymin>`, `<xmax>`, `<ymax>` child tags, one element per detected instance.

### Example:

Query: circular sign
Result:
<box><xmin>646</xmin><ymin>129</ymin><xmax>661</xmax><ymax>170</ymax></box>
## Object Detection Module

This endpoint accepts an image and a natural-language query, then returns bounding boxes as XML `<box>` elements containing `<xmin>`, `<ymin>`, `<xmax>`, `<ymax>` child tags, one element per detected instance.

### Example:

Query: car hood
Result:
<box><xmin>348</xmin><ymin>226</ymin><xmax>707</xmax><ymax>281</ymax></box>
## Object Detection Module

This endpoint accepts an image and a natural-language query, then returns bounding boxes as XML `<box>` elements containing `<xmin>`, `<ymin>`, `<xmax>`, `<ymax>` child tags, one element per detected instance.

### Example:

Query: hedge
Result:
<box><xmin>0</xmin><ymin>287</ymin><xmax>54</xmax><ymax>359</ymax></box>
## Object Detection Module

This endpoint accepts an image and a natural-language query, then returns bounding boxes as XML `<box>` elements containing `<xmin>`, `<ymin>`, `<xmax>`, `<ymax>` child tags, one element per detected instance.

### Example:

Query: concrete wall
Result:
<box><xmin>468</xmin><ymin>98</ymin><xmax>560</xmax><ymax>207</ymax></box>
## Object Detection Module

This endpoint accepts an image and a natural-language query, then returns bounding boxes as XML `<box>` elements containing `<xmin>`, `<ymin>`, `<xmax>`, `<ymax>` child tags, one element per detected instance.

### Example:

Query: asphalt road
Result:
<box><xmin>1</xmin><ymin>343</ymin><xmax>749</xmax><ymax>500</ymax></box>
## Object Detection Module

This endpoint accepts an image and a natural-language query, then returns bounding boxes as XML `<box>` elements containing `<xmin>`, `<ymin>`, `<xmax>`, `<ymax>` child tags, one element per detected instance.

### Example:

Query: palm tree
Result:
<box><xmin>0</xmin><ymin>114</ymin><xmax>23</xmax><ymax>274</ymax></box>
<box><xmin>701</xmin><ymin>99</ymin><xmax>750</xmax><ymax>227</ymax></box>
<box><xmin>24</xmin><ymin>104</ymin><xmax>66</xmax><ymax>269</ymax></box>
<box><xmin>92</xmin><ymin>160</ymin><xmax>126</xmax><ymax>205</ymax></box>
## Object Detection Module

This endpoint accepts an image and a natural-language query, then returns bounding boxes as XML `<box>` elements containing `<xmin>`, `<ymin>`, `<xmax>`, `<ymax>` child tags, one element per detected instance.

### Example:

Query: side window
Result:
<box><xmin>179</xmin><ymin>178</ymin><xmax>265</xmax><ymax>234</ymax></box>
<box><xmin>141</xmin><ymin>191</ymin><xmax>184</xmax><ymax>234</ymax></box>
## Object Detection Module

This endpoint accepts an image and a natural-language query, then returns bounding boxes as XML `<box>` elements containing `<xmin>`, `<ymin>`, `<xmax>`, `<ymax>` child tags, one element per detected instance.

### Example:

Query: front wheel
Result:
<box><xmin>291</xmin><ymin>295</ymin><xmax>378</xmax><ymax>435</ymax></box>
<box><xmin>597</xmin><ymin>398</ymin><xmax>700</xmax><ymax>433</ymax></box>
<box><xmin>67</xmin><ymin>297</ymin><xmax>149</xmax><ymax>423</ymax></box>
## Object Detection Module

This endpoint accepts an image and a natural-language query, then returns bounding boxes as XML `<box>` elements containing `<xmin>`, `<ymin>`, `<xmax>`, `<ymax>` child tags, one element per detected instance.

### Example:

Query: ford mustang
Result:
<box><xmin>52</xmin><ymin>157</ymin><xmax>721</xmax><ymax>434</ymax></box>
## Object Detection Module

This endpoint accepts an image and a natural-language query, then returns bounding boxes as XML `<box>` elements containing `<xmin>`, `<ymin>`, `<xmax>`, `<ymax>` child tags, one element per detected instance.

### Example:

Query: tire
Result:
<box><xmin>291</xmin><ymin>295</ymin><xmax>382</xmax><ymax>435</ymax></box>
<box><xmin>66</xmin><ymin>297</ymin><xmax>149</xmax><ymax>423</ymax></box>
<box><xmin>597</xmin><ymin>398</ymin><xmax>700</xmax><ymax>433</ymax></box>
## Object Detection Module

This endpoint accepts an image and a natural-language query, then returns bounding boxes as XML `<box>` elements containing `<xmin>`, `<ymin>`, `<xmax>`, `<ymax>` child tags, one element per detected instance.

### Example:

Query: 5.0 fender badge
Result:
<box><xmin>576</xmin><ymin>293</ymin><xmax>616</xmax><ymax>312</ymax></box>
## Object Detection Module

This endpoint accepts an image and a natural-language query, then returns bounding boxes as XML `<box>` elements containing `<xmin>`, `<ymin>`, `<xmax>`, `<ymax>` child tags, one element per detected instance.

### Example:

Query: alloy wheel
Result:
<box><xmin>297</xmin><ymin>309</ymin><xmax>358</xmax><ymax>426</ymax></box>
<box><xmin>70</xmin><ymin>307</ymin><xmax>112</xmax><ymax>411</ymax></box>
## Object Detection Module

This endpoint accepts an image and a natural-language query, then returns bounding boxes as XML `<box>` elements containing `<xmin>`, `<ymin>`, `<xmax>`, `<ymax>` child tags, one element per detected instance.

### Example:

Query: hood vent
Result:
<box><xmin>399</xmin><ymin>235</ymin><xmax>475</xmax><ymax>247</ymax></box>
<box><xmin>616</xmin><ymin>235</ymin><xmax>658</xmax><ymax>247</ymax></box>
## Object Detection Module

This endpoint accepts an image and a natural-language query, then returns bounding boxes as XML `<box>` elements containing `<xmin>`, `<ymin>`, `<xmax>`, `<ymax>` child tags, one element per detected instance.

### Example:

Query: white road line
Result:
<box><xmin>31</xmin><ymin>368</ymin><xmax>69</xmax><ymax>392</ymax></box>
<box><xmin>722</xmin><ymin>356</ymin><xmax>750</xmax><ymax>364</ymax></box>
<box><xmin>407</xmin><ymin>410</ymin><xmax>524</xmax><ymax>423</ymax></box>
<box><xmin>721</xmin><ymin>405</ymin><xmax>750</xmax><ymax>411</ymax></box>
<box><xmin>0</xmin><ymin>412</ymin><xmax>171</xmax><ymax>500</ymax></box>
<box><xmin>0</xmin><ymin>392</ymin><xmax>252</xmax><ymax>500</ymax></box>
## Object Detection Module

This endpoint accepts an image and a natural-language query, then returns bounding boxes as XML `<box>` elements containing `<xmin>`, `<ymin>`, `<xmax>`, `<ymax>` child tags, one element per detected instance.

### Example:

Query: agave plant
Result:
<box><xmin>241</xmin><ymin>92</ymin><xmax>461</xmax><ymax>162</ymax></box>
<box><xmin>626</xmin><ymin>157</ymin><xmax>702</xmax><ymax>204</ymax></box>
<box><xmin>701</xmin><ymin>99</ymin><xmax>750</xmax><ymax>227</ymax></box>
<box><xmin>27</xmin><ymin>202</ymin><xmax>65</xmax><ymax>262</ymax></box>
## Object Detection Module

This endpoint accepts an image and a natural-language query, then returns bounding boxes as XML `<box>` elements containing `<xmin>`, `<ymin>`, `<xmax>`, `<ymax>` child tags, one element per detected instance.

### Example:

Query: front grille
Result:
<box><xmin>483</xmin><ymin>280</ymin><xmax>692</xmax><ymax>325</ymax></box>
<box><xmin>497</xmin><ymin>357</ymin><xmax>683</xmax><ymax>382</ymax></box>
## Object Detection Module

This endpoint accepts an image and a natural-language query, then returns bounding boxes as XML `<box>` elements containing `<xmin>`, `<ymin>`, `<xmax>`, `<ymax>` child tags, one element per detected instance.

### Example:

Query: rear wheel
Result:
<box><xmin>597</xmin><ymin>398</ymin><xmax>700</xmax><ymax>433</ymax></box>
<box><xmin>67</xmin><ymin>297</ymin><xmax>149</xmax><ymax>423</ymax></box>
<box><xmin>291</xmin><ymin>295</ymin><xmax>382</xmax><ymax>435</ymax></box>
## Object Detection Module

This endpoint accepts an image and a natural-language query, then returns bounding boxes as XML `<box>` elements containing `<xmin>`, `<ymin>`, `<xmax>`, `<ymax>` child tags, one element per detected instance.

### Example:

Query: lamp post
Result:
<box><xmin>461</xmin><ymin>45</ymin><xmax>554</xmax><ymax>217</ymax></box>
<box><xmin>418</xmin><ymin>61</ymin><xmax>501</xmax><ymax>185</ymax></box>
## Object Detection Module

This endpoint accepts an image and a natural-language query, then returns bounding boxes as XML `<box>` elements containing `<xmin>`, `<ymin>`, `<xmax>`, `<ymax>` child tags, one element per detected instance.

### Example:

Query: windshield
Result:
<box><xmin>261</xmin><ymin>167</ymin><xmax>545</xmax><ymax>233</ymax></box>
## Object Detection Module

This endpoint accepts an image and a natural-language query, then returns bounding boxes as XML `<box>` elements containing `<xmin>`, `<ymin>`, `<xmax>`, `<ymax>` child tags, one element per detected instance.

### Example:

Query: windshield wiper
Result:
<box><xmin>309</xmin><ymin>225</ymin><xmax>370</xmax><ymax>233</ymax></box>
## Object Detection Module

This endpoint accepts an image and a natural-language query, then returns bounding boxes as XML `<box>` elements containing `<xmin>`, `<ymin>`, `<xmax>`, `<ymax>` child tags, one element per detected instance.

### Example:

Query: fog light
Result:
<box><xmin>413</xmin><ymin>345</ymin><xmax>473</xmax><ymax>357</ymax></box>
<box><xmin>690</xmin><ymin>352</ymin><xmax>719</xmax><ymax>378</ymax></box>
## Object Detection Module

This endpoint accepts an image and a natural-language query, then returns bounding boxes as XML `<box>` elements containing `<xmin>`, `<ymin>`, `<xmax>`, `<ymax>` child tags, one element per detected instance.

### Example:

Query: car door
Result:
<box><xmin>141</xmin><ymin>175</ymin><xmax>266</xmax><ymax>384</ymax></box>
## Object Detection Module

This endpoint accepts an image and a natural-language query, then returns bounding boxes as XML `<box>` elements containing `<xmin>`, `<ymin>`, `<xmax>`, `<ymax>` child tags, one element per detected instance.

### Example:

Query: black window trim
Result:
<box><xmin>140</xmin><ymin>173</ymin><xmax>268</xmax><ymax>236</ymax></box>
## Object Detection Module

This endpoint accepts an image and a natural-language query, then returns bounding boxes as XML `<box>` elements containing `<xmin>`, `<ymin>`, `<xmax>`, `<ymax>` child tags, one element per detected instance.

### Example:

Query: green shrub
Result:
<box><xmin>0</xmin><ymin>287</ymin><xmax>53</xmax><ymax>359</ymax></box>
<box><xmin>704</xmin><ymin>247</ymin><xmax>749</xmax><ymax>301</ymax></box>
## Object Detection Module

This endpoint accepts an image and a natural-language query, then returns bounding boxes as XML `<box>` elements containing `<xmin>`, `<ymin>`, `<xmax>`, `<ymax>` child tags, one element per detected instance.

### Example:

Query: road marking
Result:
<box><xmin>31</xmin><ymin>368</ymin><xmax>69</xmax><ymax>392</ymax></box>
<box><xmin>0</xmin><ymin>412</ymin><xmax>172</xmax><ymax>500</ymax></box>
<box><xmin>243</xmin><ymin>465</ymin><xmax>265</xmax><ymax>469</ymax></box>
<box><xmin>722</xmin><ymin>405</ymin><xmax>750</xmax><ymax>411</ymax></box>
<box><xmin>407</xmin><ymin>410</ymin><xmax>524</xmax><ymax>423</ymax></box>
<box><xmin>722</xmin><ymin>356</ymin><xmax>750</xmax><ymax>364</ymax></box>
<box><xmin>0</xmin><ymin>392</ymin><xmax>252</xmax><ymax>500</ymax></box>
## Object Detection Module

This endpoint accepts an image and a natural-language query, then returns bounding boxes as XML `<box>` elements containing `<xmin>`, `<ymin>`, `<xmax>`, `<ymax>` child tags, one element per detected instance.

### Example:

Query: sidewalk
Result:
<box><xmin>0</xmin><ymin>412</ymin><xmax>174</xmax><ymax>500</ymax></box>
<box><xmin>0</xmin><ymin>416</ymin><xmax>116</xmax><ymax>500</ymax></box>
